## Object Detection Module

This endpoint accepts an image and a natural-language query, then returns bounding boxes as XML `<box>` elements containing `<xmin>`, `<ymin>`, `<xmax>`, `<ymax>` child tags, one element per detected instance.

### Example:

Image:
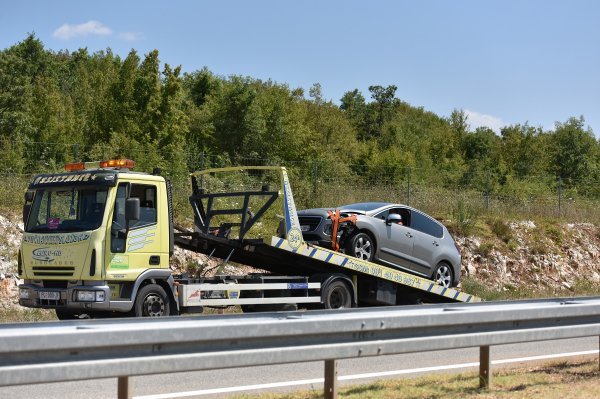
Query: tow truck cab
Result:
<box><xmin>18</xmin><ymin>160</ymin><xmax>176</xmax><ymax>318</ymax></box>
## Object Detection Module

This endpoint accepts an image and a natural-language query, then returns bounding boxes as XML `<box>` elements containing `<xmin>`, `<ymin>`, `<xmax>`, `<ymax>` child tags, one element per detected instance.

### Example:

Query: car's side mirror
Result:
<box><xmin>386</xmin><ymin>213</ymin><xmax>402</xmax><ymax>225</ymax></box>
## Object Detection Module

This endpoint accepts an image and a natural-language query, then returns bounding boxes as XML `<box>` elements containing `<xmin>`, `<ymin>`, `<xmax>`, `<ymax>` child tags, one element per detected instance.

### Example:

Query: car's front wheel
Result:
<box><xmin>346</xmin><ymin>232</ymin><xmax>374</xmax><ymax>262</ymax></box>
<box><xmin>432</xmin><ymin>262</ymin><xmax>453</xmax><ymax>288</ymax></box>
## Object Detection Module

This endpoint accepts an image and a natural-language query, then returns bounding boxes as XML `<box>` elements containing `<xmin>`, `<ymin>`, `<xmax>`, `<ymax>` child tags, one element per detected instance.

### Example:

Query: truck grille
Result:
<box><xmin>298</xmin><ymin>216</ymin><xmax>322</xmax><ymax>232</ymax></box>
<box><xmin>33</xmin><ymin>267</ymin><xmax>75</xmax><ymax>277</ymax></box>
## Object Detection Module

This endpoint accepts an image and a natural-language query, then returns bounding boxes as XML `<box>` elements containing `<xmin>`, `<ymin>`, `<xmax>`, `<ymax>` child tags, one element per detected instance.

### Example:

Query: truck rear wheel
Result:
<box><xmin>134</xmin><ymin>284</ymin><xmax>170</xmax><ymax>317</ymax></box>
<box><xmin>322</xmin><ymin>280</ymin><xmax>352</xmax><ymax>309</ymax></box>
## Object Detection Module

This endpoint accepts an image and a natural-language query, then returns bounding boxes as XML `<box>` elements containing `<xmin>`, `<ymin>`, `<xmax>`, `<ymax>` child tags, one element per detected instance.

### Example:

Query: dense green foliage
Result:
<box><xmin>1</xmin><ymin>35</ymin><xmax>599</xmax><ymax>208</ymax></box>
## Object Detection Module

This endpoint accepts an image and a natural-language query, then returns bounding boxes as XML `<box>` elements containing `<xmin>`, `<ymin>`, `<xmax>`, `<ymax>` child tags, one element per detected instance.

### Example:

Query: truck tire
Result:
<box><xmin>346</xmin><ymin>232</ymin><xmax>374</xmax><ymax>262</ymax></box>
<box><xmin>55</xmin><ymin>309</ymin><xmax>91</xmax><ymax>320</ymax></box>
<box><xmin>134</xmin><ymin>284</ymin><xmax>170</xmax><ymax>317</ymax></box>
<box><xmin>322</xmin><ymin>280</ymin><xmax>352</xmax><ymax>309</ymax></box>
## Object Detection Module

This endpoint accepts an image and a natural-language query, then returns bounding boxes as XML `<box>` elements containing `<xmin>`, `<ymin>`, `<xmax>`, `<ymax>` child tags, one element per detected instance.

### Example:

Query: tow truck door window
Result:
<box><xmin>130</xmin><ymin>184</ymin><xmax>157</xmax><ymax>228</ymax></box>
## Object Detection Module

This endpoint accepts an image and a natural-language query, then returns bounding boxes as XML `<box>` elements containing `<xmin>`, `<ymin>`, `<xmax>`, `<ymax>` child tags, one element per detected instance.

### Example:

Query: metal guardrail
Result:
<box><xmin>0</xmin><ymin>297</ymin><xmax>599</xmax><ymax>399</ymax></box>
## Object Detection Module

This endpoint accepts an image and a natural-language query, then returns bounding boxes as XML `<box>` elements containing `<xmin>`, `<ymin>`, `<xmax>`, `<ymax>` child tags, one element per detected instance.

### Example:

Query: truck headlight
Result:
<box><xmin>75</xmin><ymin>290</ymin><xmax>106</xmax><ymax>302</ymax></box>
<box><xmin>19</xmin><ymin>288</ymin><xmax>30</xmax><ymax>299</ymax></box>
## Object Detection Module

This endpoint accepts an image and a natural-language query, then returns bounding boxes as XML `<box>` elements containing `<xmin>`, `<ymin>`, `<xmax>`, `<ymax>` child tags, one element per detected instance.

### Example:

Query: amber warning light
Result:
<box><xmin>64</xmin><ymin>162</ymin><xmax>85</xmax><ymax>172</ymax></box>
<box><xmin>64</xmin><ymin>159</ymin><xmax>135</xmax><ymax>171</ymax></box>
<box><xmin>100</xmin><ymin>159</ymin><xmax>136</xmax><ymax>169</ymax></box>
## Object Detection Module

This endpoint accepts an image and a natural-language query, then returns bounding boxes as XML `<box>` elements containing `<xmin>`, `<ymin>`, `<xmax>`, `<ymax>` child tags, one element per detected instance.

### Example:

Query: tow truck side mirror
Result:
<box><xmin>125</xmin><ymin>198</ymin><xmax>140</xmax><ymax>222</ymax></box>
<box><xmin>23</xmin><ymin>191</ymin><xmax>34</xmax><ymax>225</ymax></box>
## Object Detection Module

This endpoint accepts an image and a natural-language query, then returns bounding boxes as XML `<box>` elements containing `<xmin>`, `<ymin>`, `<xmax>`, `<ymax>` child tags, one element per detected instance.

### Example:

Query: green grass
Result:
<box><xmin>230</xmin><ymin>359</ymin><xmax>599</xmax><ymax>399</ymax></box>
<box><xmin>0</xmin><ymin>308</ymin><xmax>56</xmax><ymax>323</ymax></box>
<box><xmin>460</xmin><ymin>277</ymin><xmax>600</xmax><ymax>302</ymax></box>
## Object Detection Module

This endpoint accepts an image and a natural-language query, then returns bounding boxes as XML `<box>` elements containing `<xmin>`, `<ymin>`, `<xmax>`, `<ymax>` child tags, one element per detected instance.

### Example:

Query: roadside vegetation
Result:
<box><xmin>0</xmin><ymin>34</ymin><xmax>599</xmax><ymax>222</ymax></box>
<box><xmin>231</xmin><ymin>359</ymin><xmax>599</xmax><ymax>399</ymax></box>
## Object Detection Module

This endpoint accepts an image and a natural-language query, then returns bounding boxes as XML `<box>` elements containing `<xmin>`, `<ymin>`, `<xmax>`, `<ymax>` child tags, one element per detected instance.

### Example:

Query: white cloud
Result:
<box><xmin>118</xmin><ymin>32</ymin><xmax>143</xmax><ymax>42</ymax></box>
<box><xmin>53</xmin><ymin>21</ymin><xmax>112</xmax><ymax>40</ymax></box>
<box><xmin>464</xmin><ymin>109</ymin><xmax>505</xmax><ymax>133</ymax></box>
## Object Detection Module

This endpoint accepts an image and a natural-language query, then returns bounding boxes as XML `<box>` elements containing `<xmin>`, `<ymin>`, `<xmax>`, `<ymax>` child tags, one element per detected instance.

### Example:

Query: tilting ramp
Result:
<box><xmin>271</xmin><ymin>237</ymin><xmax>480</xmax><ymax>303</ymax></box>
<box><xmin>175</xmin><ymin>232</ymin><xmax>479</xmax><ymax>303</ymax></box>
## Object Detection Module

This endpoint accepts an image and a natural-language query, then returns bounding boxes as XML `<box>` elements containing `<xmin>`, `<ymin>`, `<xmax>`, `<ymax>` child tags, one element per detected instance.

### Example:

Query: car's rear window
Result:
<box><xmin>411</xmin><ymin>212</ymin><xmax>443</xmax><ymax>238</ymax></box>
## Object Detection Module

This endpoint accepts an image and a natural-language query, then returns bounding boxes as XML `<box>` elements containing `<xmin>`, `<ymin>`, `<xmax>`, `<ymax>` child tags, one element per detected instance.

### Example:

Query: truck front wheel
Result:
<box><xmin>134</xmin><ymin>284</ymin><xmax>170</xmax><ymax>317</ymax></box>
<box><xmin>55</xmin><ymin>309</ymin><xmax>91</xmax><ymax>320</ymax></box>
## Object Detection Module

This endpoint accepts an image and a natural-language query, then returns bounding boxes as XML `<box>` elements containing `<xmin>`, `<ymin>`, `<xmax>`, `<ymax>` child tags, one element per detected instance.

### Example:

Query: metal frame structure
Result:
<box><xmin>0</xmin><ymin>296</ymin><xmax>599</xmax><ymax>398</ymax></box>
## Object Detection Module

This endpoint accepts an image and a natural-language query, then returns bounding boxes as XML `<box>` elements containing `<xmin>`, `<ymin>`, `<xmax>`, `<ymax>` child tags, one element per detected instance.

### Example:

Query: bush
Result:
<box><xmin>451</xmin><ymin>198</ymin><xmax>478</xmax><ymax>237</ymax></box>
<box><xmin>490</xmin><ymin>218</ymin><xmax>512</xmax><ymax>243</ymax></box>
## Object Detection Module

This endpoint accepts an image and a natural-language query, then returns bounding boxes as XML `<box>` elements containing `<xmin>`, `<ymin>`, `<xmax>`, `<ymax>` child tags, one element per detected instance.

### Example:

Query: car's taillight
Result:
<box><xmin>454</xmin><ymin>242</ymin><xmax>462</xmax><ymax>256</ymax></box>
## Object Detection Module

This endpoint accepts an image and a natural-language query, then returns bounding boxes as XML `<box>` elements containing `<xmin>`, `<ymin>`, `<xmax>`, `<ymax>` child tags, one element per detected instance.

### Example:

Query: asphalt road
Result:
<box><xmin>1</xmin><ymin>337</ymin><xmax>597</xmax><ymax>399</ymax></box>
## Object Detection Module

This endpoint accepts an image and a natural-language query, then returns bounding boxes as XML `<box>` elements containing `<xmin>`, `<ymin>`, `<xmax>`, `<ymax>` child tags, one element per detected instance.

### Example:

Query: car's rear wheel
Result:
<box><xmin>346</xmin><ymin>232</ymin><xmax>374</xmax><ymax>261</ymax></box>
<box><xmin>433</xmin><ymin>262</ymin><xmax>453</xmax><ymax>288</ymax></box>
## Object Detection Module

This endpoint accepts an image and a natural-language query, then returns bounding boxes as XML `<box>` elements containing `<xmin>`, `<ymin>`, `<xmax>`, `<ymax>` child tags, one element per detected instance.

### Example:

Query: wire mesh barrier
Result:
<box><xmin>1</xmin><ymin>140</ymin><xmax>599</xmax><ymax>225</ymax></box>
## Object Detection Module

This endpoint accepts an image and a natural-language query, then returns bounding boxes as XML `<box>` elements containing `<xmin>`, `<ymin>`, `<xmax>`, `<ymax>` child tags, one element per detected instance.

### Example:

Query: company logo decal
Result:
<box><xmin>32</xmin><ymin>248</ymin><xmax>63</xmax><ymax>262</ymax></box>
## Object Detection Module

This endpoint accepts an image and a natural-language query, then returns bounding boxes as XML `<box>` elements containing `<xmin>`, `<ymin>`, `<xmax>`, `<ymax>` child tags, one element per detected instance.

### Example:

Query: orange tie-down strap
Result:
<box><xmin>327</xmin><ymin>210</ymin><xmax>357</xmax><ymax>252</ymax></box>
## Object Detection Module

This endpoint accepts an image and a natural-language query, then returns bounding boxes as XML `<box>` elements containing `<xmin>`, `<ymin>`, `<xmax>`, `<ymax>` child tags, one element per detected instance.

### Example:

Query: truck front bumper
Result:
<box><xmin>18</xmin><ymin>283</ymin><xmax>112</xmax><ymax>311</ymax></box>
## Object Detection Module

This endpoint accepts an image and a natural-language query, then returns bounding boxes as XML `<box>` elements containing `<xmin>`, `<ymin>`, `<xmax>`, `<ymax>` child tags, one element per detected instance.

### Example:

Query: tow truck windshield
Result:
<box><xmin>25</xmin><ymin>186</ymin><xmax>109</xmax><ymax>233</ymax></box>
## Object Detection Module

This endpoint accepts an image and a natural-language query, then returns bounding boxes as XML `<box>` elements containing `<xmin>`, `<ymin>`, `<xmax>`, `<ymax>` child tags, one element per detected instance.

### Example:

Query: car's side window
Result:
<box><xmin>374</xmin><ymin>210</ymin><xmax>389</xmax><ymax>220</ymax></box>
<box><xmin>411</xmin><ymin>212</ymin><xmax>443</xmax><ymax>238</ymax></box>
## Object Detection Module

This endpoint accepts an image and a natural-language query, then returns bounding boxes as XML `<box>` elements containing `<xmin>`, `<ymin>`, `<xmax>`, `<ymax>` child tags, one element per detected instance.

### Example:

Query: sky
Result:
<box><xmin>1</xmin><ymin>0</ymin><xmax>599</xmax><ymax>136</ymax></box>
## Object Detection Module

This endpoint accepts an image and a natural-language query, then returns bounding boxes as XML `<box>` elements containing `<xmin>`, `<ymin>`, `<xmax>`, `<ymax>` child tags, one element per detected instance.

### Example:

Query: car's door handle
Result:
<box><xmin>432</xmin><ymin>241</ymin><xmax>439</xmax><ymax>247</ymax></box>
<box><xmin>405</xmin><ymin>232</ymin><xmax>413</xmax><ymax>238</ymax></box>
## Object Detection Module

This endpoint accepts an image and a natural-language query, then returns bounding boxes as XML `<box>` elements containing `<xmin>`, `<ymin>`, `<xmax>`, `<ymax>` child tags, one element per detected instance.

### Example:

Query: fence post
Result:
<box><xmin>74</xmin><ymin>143</ymin><xmax>79</xmax><ymax>162</ymax></box>
<box><xmin>117</xmin><ymin>376</ymin><xmax>131</xmax><ymax>399</ymax></box>
<box><xmin>557</xmin><ymin>177</ymin><xmax>562</xmax><ymax>217</ymax></box>
<box><xmin>406</xmin><ymin>166</ymin><xmax>411</xmax><ymax>206</ymax></box>
<box><xmin>479</xmin><ymin>345</ymin><xmax>491</xmax><ymax>389</ymax></box>
<box><xmin>199</xmin><ymin>152</ymin><xmax>205</xmax><ymax>190</ymax></box>
<box><xmin>313</xmin><ymin>160</ymin><xmax>318</xmax><ymax>196</ymax></box>
<box><xmin>324</xmin><ymin>359</ymin><xmax>338</xmax><ymax>399</ymax></box>
<box><xmin>485</xmin><ymin>171</ymin><xmax>490</xmax><ymax>210</ymax></box>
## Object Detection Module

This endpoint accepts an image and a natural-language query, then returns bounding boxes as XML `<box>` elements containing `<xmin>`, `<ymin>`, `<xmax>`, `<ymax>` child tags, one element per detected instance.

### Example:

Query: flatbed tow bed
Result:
<box><xmin>174</xmin><ymin>166</ymin><xmax>479</xmax><ymax>308</ymax></box>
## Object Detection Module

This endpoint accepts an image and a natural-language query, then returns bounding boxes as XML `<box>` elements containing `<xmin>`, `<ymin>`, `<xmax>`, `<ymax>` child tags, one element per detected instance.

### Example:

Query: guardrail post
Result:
<box><xmin>479</xmin><ymin>345</ymin><xmax>491</xmax><ymax>389</ymax></box>
<box><xmin>324</xmin><ymin>359</ymin><xmax>338</xmax><ymax>399</ymax></box>
<box><xmin>118</xmin><ymin>376</ymin><xmax>131</xmax><ymax>399</ymax></box>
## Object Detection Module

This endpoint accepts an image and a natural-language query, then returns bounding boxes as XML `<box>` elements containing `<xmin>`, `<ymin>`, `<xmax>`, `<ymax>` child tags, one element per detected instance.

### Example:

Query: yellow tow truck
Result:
<box><xmin>18</xmin><ymin>160</ymin><xmax>478</xmax><ymax>319</ymax></box>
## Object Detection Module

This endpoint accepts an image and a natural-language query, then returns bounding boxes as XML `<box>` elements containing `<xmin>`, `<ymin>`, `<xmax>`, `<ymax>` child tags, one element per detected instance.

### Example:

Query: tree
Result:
<box><xmin>549</xmin><ymin>116</ymin><xmax>597</xmax><ymax>184</ymax></box>
<box><xmin>367</xmin><ymin>85</ymin><xmax>398</xmax><ymax>139</ymax></box>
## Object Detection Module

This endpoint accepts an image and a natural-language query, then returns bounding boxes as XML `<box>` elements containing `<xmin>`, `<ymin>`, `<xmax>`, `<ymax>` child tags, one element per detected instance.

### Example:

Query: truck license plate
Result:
<box><xmin>300</xmin><ymin>225</ymin><xmax>309</xmax><ymax>232</ymax></box>
<box><xmin>39</xmin><ymin>291</ymin><xmax>60</xmax><ymax>300</ymax></box>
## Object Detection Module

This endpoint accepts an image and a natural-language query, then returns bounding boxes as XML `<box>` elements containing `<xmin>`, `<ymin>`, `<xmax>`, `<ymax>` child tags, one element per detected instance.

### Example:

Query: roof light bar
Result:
<box><xmin>100</xmin><ymin>159</ymin><xmax>136</xmax><ymax>169</ymax></box>
<box><xmin>64</xmin><ymin>162</ymin><xmax>85</xmax><ymax>172</ymax></box>
<box><xmin>64</xmin><ymin>159</ymin><xmax>136</xmax><ymax>171</ymax></box>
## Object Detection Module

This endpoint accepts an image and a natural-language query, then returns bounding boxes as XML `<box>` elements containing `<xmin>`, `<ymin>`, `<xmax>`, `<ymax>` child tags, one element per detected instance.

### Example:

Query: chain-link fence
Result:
<box><xmin>1</xmin><ymin>140</ymin><xmax>599</xmax><ymax>225</ymax></box>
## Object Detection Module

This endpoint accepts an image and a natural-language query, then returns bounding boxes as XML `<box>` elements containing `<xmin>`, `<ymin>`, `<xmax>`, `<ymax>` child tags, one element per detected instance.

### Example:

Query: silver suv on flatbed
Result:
<box><xmin>297</xmin><ymin>202</ymin><xmax>461</xmax><ymax>287</ymax></box>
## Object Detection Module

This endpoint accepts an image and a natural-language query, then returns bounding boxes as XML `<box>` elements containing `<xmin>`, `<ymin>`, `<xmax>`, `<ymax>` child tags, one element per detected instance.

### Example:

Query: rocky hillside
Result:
<box><xmin>457</xmin><ymin>221</ymin><xmax>600</xmax><ymax>296</ymax></box>
<box><xmin>1</xmin><ymin>212</ymin><xmax>599</xmax><ymax>310</ymax></box>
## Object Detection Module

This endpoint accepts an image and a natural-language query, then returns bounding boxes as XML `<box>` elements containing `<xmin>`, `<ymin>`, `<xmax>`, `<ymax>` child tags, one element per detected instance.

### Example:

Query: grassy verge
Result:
<box><xmin>231</xmin><ymin>359</ymin><xmax>599</xmax><ymax>399</ymax></box>
<box><xmin>0</xmin><ymin>308</ymin><xmax>56</xmax><ymax>323</ymax></box>
<box><xmin>460</xmin><ymin>277</ymin><xmax>600</xmax><ymax>302</ymax></box>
